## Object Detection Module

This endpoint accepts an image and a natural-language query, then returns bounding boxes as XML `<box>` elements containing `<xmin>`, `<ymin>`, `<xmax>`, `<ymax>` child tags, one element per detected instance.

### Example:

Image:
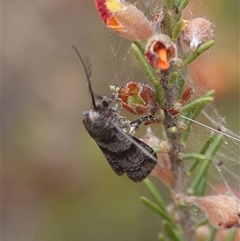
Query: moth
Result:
<box><xmin>72</xmin><ymin>46</ymin><xmax>157</xmax><ymax>182</ymax></box>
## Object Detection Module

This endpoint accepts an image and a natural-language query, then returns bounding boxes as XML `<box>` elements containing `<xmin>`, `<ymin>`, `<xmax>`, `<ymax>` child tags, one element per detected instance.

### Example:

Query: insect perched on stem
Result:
<box><xmin>72</xmin><ymin>45</ymin><xmax>157</xmax><ymax>182</ymax></box>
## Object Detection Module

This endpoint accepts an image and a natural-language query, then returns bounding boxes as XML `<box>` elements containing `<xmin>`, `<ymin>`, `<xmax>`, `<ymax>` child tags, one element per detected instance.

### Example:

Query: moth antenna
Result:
<box><xmin>71</xmin><ymin>45</ymin><xmax>97</xmax><ymax>110</ymax></box>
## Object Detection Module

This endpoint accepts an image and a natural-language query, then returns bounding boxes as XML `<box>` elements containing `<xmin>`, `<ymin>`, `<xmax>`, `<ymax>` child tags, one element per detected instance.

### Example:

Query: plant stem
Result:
<box><xmin>161</xmin><ymin>69</ymin><xmax>197</xmax><ymax>240</ymax></box>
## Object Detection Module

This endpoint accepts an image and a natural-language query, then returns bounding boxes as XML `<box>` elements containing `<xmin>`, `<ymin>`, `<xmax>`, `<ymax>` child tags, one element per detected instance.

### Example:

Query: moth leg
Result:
<box><xmin>95</xmin><ymin>89</ymin><xmax>115</xmax><ymax>102</ymax></box>
<box><xmin>108</xmin><ymin>90</ymin><xmax>116</xmax><ymax>104</ymax></box>
<box><xmin>94</xmin><ymin>91</ymin><xmax>117</xmax><ymax>109</ymax></box>
<box><xmin>129</xmin><ymin>115</ymin><xmax>160</xmax><ymax>136</ymax></box>
<box><xmin>110</xmin><ymin>112</ymin><xmax>130</xmax><ymax>134</ymax></box>
<box><xmin>109</xmin><ymin>86</ymin><xmax>123</xmax><ymax>113</ymax></box>
<box><xmin>106</xmin><ymin>84</ymin><xmax>119</xmax><ymax>105</ymax></box>
<box><xmin>94</xmin><ymin>94</ymin><xmax>110</xmax><ymax>103</ymax></box>
<box><xmin>113</xmin><ymin>116</ymin><xmax>131</xmax><ymax>130</ymax></box>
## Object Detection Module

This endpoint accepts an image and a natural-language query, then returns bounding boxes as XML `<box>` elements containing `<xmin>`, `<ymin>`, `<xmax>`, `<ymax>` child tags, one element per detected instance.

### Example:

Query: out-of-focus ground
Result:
<box><xmin>2</xmin><ymin>1</ymin><xmax>239</xmax><ymax>240</ymax></box>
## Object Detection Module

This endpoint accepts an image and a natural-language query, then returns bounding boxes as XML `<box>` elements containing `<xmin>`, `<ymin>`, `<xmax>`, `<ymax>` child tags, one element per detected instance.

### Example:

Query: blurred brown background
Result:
<box><xmin>2</xmin><ymin>0</ymin><xmax>239</xmax><ymax>241</ymax></box>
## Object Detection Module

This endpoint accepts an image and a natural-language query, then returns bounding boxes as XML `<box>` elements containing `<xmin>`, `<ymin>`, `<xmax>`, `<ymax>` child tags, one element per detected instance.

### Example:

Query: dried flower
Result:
<box><xmin>212</xmin><ymin>183</ymin><xmax>240</xmax><ymax>199</ymax></box>
<box><xmin>182</xmin><ymin>17</ymin><xmax>216</xmax><ymax>50</ymax></box>
<box><xmin>117</xmin><ymin>82</ymin><xmax>158</xmax><ymax>115</ymax></box>
<box><xmin>195</xmin><ymin>225</ymin><xmax>211</xmax><ymax>241</ymax></box>
<box><xmin>180</xmin><ymin>87</ymin><xmax>193</xmax><ymax>104</ymax></box>
<box><xmin>167</xmin><ymin>204</ymin><xmax>181</xmax><ymax>222</ymax></box>
<box><xmin>215</xmin><ymin>228</ymin><xmax>240</xmax><ymax>241</ymax></box>
<box><xmin>168</xmin><ymin>87</ymin><xmax>193</xmax><ymax>115</ymax></box>
<box><xmin>140</xmin><ymin>128</ymin><xmax>172</xmax><ymax>186</ymax></box>
<box><xmin>145</xmin><ymin>34</ymin><xmax>178</xmax><ymax>70</ymax></box>
<box><xmin>150</xmin><ymin>153</ymin><xmax>173</xmax><ymax>186</ymax></box>
<box><xmin>95</xmin><ymin>0</ymin><xmax>154</xmax><ymax>40</ymax></box>
<box><xmin>187</xmin><ymin>195</ymin><xmax>240</xmax><ymax>229</ymax></box>
<box><xmin>140</xmin><ymin>127</ymin><xmax>170</xmax><ymax>153</ymax></box>
<box><xmin>178</xmin><ymin>121</ymin><xmax>188</xmax><ymax>132</ymax></box>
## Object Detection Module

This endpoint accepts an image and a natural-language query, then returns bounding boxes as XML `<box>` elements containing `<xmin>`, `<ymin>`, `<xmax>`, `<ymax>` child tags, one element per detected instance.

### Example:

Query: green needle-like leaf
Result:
<box><xmin>140</xmin><ymin>197</ymin><xmax>173</xmax><ymax>222</ymax></box>
<box><xmin>168</xmin><ymin>72</ymin><xmax>179</xmax><ymax>87</ymax></box>
<box><xmin>158</xmin><ymin>233</ymin><xmax>166</xmax><ymax>241</ymax></box>
<box><xmin>225</xmin><ymin>229</ymin><xmax>238</xmax><ymax>241</ymax></box>
<box><xmin>181</xmin><ymin>96</ymin><xmax>214</xmax><ymax>113</ymax></box>
<box><xmin>178</xmin><ymin>0</ymin><xmax>190</xmax><ymax>11</ymax></box>
<box><xmin>188</xmin><ymin>134</ymin><xmax>215</xmax><ymax>174</ymax></box>
<box><xmin>195</xmin><ymin>218</ymin><xmax>208</xmax><ymax>227</ymax></box>
<box><xmin>189</xmin><ymin>134</ymin><xmax>223</xmax><ymax>194</ymax></box>
<box><xmin>202</xmin><ymin>89</ymin><xmax>216</xmax><ymax>97</ymax></box>
<box><xmin>181</xmin><ymin>89</ymin><xmax>215</xmax><ymax>142</ymax></box>
<box><xmin>163</xmin><ymin>221</ymin><xmax>183</xmax><ymax>241</ymax></box>
<box><xmin>180</xmin><ymin>106</ymin><xmax>205</xmax><ymax>142</ymax></box>
<box><xmin>172</xmin><ymin>19</ymin><xmax>183</xmax><ymax>41</ymax></box>
<box><xmin>131</xmin><ymin>41</ymin><xmax>157</xmax><ymax>83</ymax></box>
<box><xmin>182</xmin><ymin>40</ymin><xmax>215</xmax><ymax>66</ymax></box>
<box><xmin>177</xmin><ymin>66</ymin><xmax>188</xmax><ymax>99</ymax></box>
<box><xmin>207</xmin><ymin>227</ymin><xmax>217</xmax><ymax>241</ymax></box>
<box><xmin>195</xmin><ymin>176</ymin><xmax>207</xmax><ymax>196</ymax></box>
<box><xmin>165</xmin><ymin>0</ymin><xmax>175</xmax><ymax>11</ymax></box>
<box><xmin>183</xmin><ymin>153</ymin><xmax>206</xmax><ymax>161</ymax></box>
<box><xmin>143</xmin><ymin>179</ymin><xmax>167</xmax><ymax>208</ymax></box>
<box><xmin>131</xmin><ymin>41</ymin><xmax>164</xmax><ymax>107</ymax></box>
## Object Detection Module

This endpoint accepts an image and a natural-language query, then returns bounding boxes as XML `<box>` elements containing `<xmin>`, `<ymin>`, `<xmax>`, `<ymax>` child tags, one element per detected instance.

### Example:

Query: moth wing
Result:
<box><xmin>99</xmin><ymin>136</ymin><xmax>157</xmax><ymax>182</ymax></box>
<box><xmin>122</xmin><ymin>136</ymin><xmax>157</xmax><ymax>182</ymax></box>
<box><xmin>98</xmin><ymin>146</ymin><xmax>125</xmax><ymax>176</ymax></box>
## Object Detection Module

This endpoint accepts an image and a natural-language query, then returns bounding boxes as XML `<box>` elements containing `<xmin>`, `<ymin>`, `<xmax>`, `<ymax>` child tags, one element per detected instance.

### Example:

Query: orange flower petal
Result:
<box><xmin>107</xmin><ymin>16</ymin><xmax>123</xmax><ymax>30</ymax></box>
<box><xmin>158</xmin><ymin>48</ymin><xmax>170</xmax><ymax>70</ymax></box>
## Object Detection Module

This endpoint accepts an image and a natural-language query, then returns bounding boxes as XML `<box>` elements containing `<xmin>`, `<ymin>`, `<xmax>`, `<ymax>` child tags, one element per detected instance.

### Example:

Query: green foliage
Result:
<box><xmin>130</xmin><ymin>1</ymin><xmax>227</xmax><ymax>240</ymax></box>
<box><xmin>95</xmin><ymin>0</ymin><xmax>236</xmax><ymax>240</ymax></box>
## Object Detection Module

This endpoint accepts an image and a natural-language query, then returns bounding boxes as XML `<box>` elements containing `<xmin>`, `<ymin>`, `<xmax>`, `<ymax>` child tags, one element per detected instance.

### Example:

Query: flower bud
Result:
<box><xmin>187</xmin><ymin>195</ymin><xmax>240</xmax><ymax>229</ymax></box>
<box><xmin>95</xmin><ymin>0</ymin><xmax>154</xmax><ymax>40</ymax></box>
<box><xmin>182</xmin><ymin>18</ymin><xmax>216</xmax><ymax>50</ymax></box>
